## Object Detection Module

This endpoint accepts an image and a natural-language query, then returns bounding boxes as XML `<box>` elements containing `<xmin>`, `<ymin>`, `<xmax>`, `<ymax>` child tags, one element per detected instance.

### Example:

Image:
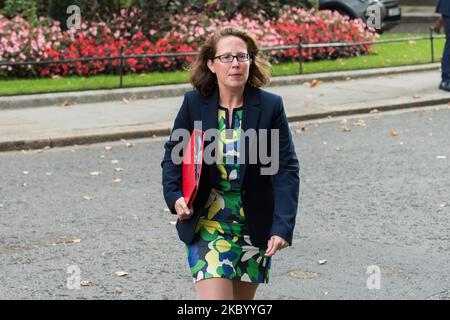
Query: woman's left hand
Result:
<box><xmin>264</xmin><ymin>235</ymin><xmax>289</xmax><ymax>257</ymax></box>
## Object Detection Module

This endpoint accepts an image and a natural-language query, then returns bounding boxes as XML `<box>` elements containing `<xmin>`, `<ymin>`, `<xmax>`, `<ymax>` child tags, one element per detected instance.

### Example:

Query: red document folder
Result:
<box><xmin>182</xmin><ymin>129</ymin><xmax>205</xmax><ymax>209</ymax></box>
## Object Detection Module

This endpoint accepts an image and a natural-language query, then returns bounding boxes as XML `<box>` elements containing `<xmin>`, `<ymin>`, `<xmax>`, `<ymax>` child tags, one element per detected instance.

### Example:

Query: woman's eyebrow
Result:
<box><xmin>218</xmin><ymin>51</ymin><xmax>248</xmax><ymax>55</ymax></box>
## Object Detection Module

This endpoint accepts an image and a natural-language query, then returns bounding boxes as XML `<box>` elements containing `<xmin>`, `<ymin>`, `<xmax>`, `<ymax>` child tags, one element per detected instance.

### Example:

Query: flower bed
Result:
<box><xmin>0</xmin><ymin>6</ymin><xmax>378</xmax><ymax>78</ymax></box>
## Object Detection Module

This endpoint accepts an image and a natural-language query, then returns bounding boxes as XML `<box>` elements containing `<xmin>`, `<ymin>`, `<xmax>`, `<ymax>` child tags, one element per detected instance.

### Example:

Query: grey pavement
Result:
<box><xmin>1</xmin><ymin>67</ymin><xmax>449</xmax><ymax>152</ymax></box>
<box><xmin>1</xmin><ymin>105</ymin><xmax>449</xmax><ymax>299</ymax></box>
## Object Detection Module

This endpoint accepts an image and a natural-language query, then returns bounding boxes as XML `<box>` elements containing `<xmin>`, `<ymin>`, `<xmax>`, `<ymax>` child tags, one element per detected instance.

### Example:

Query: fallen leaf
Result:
<box><xmin>341</xmin><ymin>126</ymin><xmax>351</xmax><ymax>132</ymax></box>
<box><xmin>61</xmin><ymin>100</ymin><xmax>72</xmax><ymax>107</ymax></box>
<box><xmin>412</xmin><ymin>95</ymin><xmax>421</xmax><ymax>99</ymax></box>
<box><xmin>339</xmin><ymin>119</ymin><xmax>348</xmax><ymax>125</ymax></box>
<box><xmin>115</xmin><ymin>167</ymin><xmax>124</xmax><ymax>172</ymax></box>
<box><xmin>319</xmin><ymin>260</ymin><xmax>327</xmax><ymax>265</ymax></box>
<box><xmin>370</xmin><ymin>109</ymin><xmax>379</xmax><ymax>113</ymax></box>
<box><xmin>169</xmin><ymin>221</ymin><xmax>176</xmax><ymax>225</ymax></box>
<box><xmin>114</xmin><ymin>271</ymin><xmax>128</xmax><ymax>277</ymax></box>
<box><xmin>352</xmin><ymin>119</ymin><xmax>366</xmax><ymax>127</ymax></box>
<box><xmin>111</xmin><ymin>160</ymin><xmax>119</xmax><ymax>164</ymax></box>
<box><xmin>310</xmin><ymin>79</ymin><xmax>323</xmax><ymax>88</ymax></box>
<box><xmin>52</xmin><ymin>75</ymin><xmax>61</xmax><ymax>80</ymax></box>
<box><xmin>126</xmin><ymin>143</ymin><xmax>134</xmax><ymax>148</ymax></box>
<box><xmin>114</xmin><ymin>178</ymin><xmax>122</xmax><ymax>183</ymax></box>
<box><xmin>408</xmin><ymin>40</ymin><xmax>416</xmax><ymax>45</ymax></box>
<box><xmin>345</xmin><ymin>77</ymin><xmax>352</xmax><ymax>81</ymax></box>
<box><xmin>83</xmin><ymin>196</ymin><xmax>93</xmax><ymax>201</ymax></box>
<box><xmin>105</xmin><ymin>146</ymin><xmax>113</xmax><ymax>151</ymax></box>
<box><xmin>286</xmin><ymin>270</ymin><xmax>320</xmax><ymax>279</ymax></box>
<box><xmin>295</xmin><ymin>127</ymin><xmax>307</xmax><ymax>134</ymax></box>
<box><xmin>80</xmin><ymin>280</ymin><xmax>93</xmax><ymax>287</ymax></box>
<box><xmin>389</xmin><ymin>131</ymin><xmax>398</xmax><ymax>137</ymax></box>
<box><xmin>90</xmin><ymin>171</ymin><xmax>101</xmax><ymax>176</ymax></box>
<box><xmin>115</xmin><ymin>287</ymin><xmax>124</xmax><ymax>294</ymax></box>
<box><xmin>123</xmin><ymin>98</ymin><xmax>129</xmax><ymax>104</ymax></box>
<box><xmin>303</xmin><ymin>82</ymin><xmax>311</xmax><ymax>87</ymax></box>
<box><xmin>65</xmin><ymin>239</ymin><xmax>81</xmax><ymax>244</ymax></box>
<box><xmin>436</xmin><ymin>156</ymin><xmax>447</xmax><ymax>160</ymax></box>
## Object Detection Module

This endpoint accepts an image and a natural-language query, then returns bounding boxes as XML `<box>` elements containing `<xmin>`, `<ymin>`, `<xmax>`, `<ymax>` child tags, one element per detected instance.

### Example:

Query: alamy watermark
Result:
<box><xmin>366</xmin><ymin>5</ymin><xmax>382</xmax><ymax>30</ymax></box>
<box><xmin>66</xmin><ymin>265</ymin><xmax>81</xmax><ymax>290</ymax></box>
<box><xmin>66</xmin><ymin>5</ymin><xmax>81</xmax><ymax>30</ymax></box>
<box><xmin>366</xmin><ymin>265</ymin><xmax>381</xmax><ymax>290</ymax></box>
<box><xmin>170</xmin><ymin>121</ymin><xmax>280</xmax><ymax>175</ymax></box>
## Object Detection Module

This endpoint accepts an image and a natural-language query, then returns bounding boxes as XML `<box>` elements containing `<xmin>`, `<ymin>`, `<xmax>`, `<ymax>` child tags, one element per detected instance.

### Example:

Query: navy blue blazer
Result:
<box><xmin>436</xmin><ymin>0</ymin><xmax>450</xmax><ymax>16</ymax></box>
<box><xmin>161</xmin><ymin>84</ymin><xmax>300</xmax><ymax>248</ymax></box>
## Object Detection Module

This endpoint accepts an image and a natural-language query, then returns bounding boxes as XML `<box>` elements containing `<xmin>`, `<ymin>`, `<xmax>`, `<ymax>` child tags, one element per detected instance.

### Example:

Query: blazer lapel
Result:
<box><xmin>201</xmin><ymin>87</ymin><xmax>219</xmax><ymax>183</ymax></box>
<box><xmin>240</xmin><ymin>84</ymin><xmax>261</xmax><ymax>188</ymax></box>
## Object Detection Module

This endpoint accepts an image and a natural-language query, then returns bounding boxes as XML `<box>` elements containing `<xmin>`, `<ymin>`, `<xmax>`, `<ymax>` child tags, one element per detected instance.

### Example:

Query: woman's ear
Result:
<box><xmin>207</xmin><ymin>59</ymin><xmax>215</xmax><ymax>74</ymax></box>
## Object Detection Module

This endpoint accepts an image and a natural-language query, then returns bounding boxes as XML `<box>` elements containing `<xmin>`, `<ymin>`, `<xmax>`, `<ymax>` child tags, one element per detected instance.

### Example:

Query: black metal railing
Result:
<box><xmin>0</xmin><ymin>28</ymin><xmax>445</xmax><ymax>89</ymax></box>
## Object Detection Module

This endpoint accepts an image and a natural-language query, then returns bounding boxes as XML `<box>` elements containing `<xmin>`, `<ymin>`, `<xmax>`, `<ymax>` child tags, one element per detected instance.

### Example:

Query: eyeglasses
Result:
<box><xmin>212</xmin><ymin>53</ymin><xmax>250</xmax><ymax>63</ymax></box>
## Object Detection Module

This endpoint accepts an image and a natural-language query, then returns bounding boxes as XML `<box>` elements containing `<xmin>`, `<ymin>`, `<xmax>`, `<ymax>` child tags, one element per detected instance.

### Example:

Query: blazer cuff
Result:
<box><xmin>167</xmin><ymin>191</ymin><xmax>184</xmax><ymax>215</ymax></box>
<box><xmin>269</xmin><ymin>225</ymin><xmax>293</xmax><ymax>246</ymax></box>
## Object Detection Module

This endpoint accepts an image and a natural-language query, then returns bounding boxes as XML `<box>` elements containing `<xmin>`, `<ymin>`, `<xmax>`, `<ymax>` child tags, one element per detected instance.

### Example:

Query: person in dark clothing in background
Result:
<box><xmin>436</xmin><ymin>0</ymin><xmax>450</xmax><ymax>92</ymax></box>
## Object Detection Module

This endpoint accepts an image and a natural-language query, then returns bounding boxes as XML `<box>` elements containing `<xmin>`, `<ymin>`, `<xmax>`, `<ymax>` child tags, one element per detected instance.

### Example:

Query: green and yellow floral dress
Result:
<box><xmin>186</xmin><ymin>105</ymin><xmax>271</xmax><ymax>284</ymax></box>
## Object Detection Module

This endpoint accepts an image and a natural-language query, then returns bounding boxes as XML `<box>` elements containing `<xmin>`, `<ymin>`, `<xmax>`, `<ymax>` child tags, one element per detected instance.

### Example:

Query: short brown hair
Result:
<box><xmin>187</xmin><ymin>25</ymin><xmax>272</xmax><ymax>97</ymax></box>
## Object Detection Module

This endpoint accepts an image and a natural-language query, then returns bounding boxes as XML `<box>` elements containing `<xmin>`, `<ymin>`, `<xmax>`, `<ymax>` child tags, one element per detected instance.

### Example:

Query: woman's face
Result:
<box><xmin>207</xmin><ymin>36</ymin><xmax>252</xmax><ymax>91</ymax></box>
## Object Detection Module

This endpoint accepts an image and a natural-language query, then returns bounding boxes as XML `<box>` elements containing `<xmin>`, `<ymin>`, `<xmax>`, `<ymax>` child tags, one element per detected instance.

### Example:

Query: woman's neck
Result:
<box><xmin>218</xmin><ymin>85</ymin><xmax>244</xmax><ymax>109</ymax></box>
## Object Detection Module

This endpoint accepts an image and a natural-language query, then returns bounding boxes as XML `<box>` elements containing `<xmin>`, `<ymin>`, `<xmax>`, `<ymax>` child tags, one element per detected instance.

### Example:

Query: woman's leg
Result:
<box><xmin>194</xmin><ymin>278</ymin><xmax>234</xmax><ymax>300</ymax></box>
<box><xmin>232</xmin><ymin>279</ymin><xmax>259</xmax><ymax>300</ymax></box>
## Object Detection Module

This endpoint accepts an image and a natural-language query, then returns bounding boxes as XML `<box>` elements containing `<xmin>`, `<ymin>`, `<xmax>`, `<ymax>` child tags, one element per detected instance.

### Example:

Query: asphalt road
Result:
<box><xmin>1</xmin><ymin>105</ymin><xmax>449</xmax><ymax>300</ymax></box>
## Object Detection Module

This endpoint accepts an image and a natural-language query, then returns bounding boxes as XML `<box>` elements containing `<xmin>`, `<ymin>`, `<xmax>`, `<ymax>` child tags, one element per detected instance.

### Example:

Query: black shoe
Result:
<box><xmin>439</xmin><ymin>81</ymin><xmax>450</xmax><ymax>92</ymax></box>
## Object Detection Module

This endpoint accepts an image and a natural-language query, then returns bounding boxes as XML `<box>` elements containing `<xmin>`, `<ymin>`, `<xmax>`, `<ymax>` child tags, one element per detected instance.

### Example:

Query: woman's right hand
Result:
<box><xmin>174</xmin><ymin>197</ymin><xmax>194</xmax><ymax>222</ymax></box>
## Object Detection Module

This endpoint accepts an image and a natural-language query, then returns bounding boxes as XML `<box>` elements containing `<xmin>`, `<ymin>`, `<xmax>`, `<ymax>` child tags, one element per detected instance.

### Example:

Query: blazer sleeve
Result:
<box><xmin>161</xmin><ymin>92</ymin><xmax>192</xmax><ymax>215</ymax></box>
<box><xmin>270</xmin><ymin>96</ymin><xmax>300</xmax><ymax>246</ymax></box>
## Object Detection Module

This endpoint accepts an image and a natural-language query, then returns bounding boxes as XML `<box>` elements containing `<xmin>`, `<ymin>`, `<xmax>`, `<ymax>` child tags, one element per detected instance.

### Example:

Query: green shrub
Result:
<box><xmin>0</xmin><ymin>0</ymin><xmax>37</xmax><ymax>21</ymax></box>
<box><xmin>48</xmin><ymin>0</ymin><xmax>120</xmax><ymax>27</ymax></box>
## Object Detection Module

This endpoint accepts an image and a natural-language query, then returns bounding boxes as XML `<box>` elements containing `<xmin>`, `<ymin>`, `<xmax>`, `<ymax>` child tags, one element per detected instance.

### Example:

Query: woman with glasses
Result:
<box><xmin>161</xmin><ymin>26</ymin><xmax>300</xmax><ymax>300</ymax></box>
